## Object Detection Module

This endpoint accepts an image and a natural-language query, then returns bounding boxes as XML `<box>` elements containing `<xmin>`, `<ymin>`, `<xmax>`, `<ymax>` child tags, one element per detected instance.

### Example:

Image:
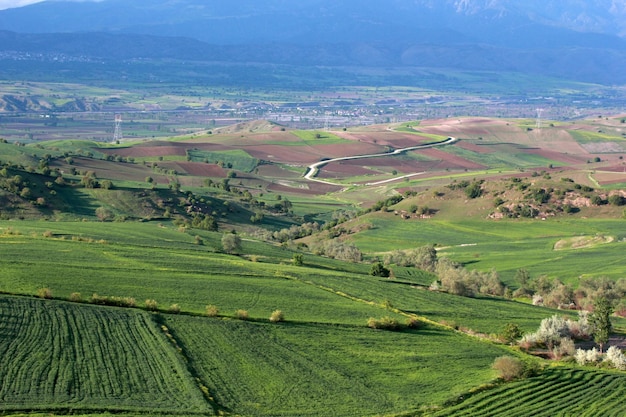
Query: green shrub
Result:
<box><xmin>292</xmin><ymin>253</ymin><xmax>304</xmax><ymax>266</ymax></box>
<box><xmin>367</xmin><ymin>316</ymin><xmax>400</xmax><ymax>331</ymax></box>
<box><xmin>37</xmin><ymin>287</ymin><xmax>52</xmax><ymax>299</ymax></box>
<box><xmin>501</xmin><ymin>323</ymin><xmax>522</xmax><ymax>344</ymax></box>
<box><xmin>492</xmin><ymin>356</ymin><xmax>524</xmax><ymax>381</ymax></box>
<box><xmin>269</xmin><ymin>310</ymin><xmax>285</xmax><ymax>323</ymax></box>
<box><xmin>235</xmin><ymin>309</ymin><xmax>249</xmax><ymax>320</ymax></box>
<box><xmin>405</xmin><ymin>317</ymin><xmax>421</xmax><ymax>329</ymax></box>
<box><xmin>145</xmin><ymin>299</ymin><xmax>159</xmax><ymax>311</ymax></box>
<box><xmin>205</xmin><ymin>304</ymin><xmax>219</xmax><ymax>317</ymax></box>
<box><xmin>370</xmin><ymin>262</ymin><xmax>390</xmax><ymax>277</ymax></box>
<box><xmin>168</xmin><ymin>304</ymin><xmax>181</xmax><ymax>314</ymax></box>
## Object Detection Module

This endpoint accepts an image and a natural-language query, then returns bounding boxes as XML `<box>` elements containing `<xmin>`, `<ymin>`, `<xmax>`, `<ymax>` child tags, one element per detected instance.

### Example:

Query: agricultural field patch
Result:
<box><xmin>186</xmin><ymin>149</ymin><xmax>259</xmax><ymax>172</ymax></box>
<box><xmin>443</xmin><ymin>144</ymin><xmax>562</xmax><ymax>169</ymax></box>
<box><xmin>0</xmin><ymin>222</ymin><xmax>407</xmax><ymax>325</ymax></box>
<box><xmin>165</xmin><ymin>315</ymin><xmax>510</xmax><ymax>417</ymax></box>
<box><xmin>0</xmin><ymin>295</ymin><xmax>209</xmax><ymax>415</ymax></box>
<box><xmin>569</xmin><ymin>130</ymin><xmax>626</xmax><ymax>153</ymax></box>
<box><xmin>289</xmin><ymin>130</ymin><xmax>352</xmax><ymax>145</ymax></box>
<box><xmin>347</xmin><ymin>218</ymin><xmax>626</xmax><ymax>284</ymax></box>
<box><xmin>430</xmin><ymin>367</ymin><xmax>626</xmax><ymax>417</ymax></box>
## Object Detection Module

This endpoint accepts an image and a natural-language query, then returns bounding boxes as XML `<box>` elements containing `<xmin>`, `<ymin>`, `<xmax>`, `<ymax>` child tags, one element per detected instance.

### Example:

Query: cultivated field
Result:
<box><xmin>2</xmin><ymin>113</ymin><xmax>626</xmax><ymax>416</ymax></box>
<box><xmin>0</xmin><ymin>295</ymin><xmax>209</xmax><ymax>415</ymax></box>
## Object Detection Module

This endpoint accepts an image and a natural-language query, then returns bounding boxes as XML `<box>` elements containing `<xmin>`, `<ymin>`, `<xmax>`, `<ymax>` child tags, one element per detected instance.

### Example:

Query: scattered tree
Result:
<box><xmin>292</xmin><ymin>253</ymin><xmax>303</xmax><ymax>266</ymax></box>
<box><xmin>222</xmin><ymin>233</ymin><xmax>242</xmax><ymax>254</ymax></box>
<box><xmin>502</xmin><ymin>323</ymin><xmax>522</xmax><ymax>344</ymax></box>
<box><xmin>145</xmin><ymin>299</ymin><xmax>158</xmax><ymax>311</ymax></box>
<box><xmin>235</xmin><ymin>309</ymin><xmax>249</xmax><ymax>320</ymax></box>
<box><xmin>591</xmin><ymin>296</ymin><xmax>613</xmax><ymax>352</ymax></box>
<box><xmin>370</xmin><ymin>262</ymin><xmax>390</xmax><ymax>277</ymax></box>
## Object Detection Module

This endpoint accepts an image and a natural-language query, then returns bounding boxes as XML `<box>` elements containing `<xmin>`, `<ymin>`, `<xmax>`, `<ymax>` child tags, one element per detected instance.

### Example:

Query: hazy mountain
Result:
<box><xmin>2</xmin><ymin>0</ymin><xmax>625</xmax><ymax>44</ymax></box>
<box><xmin>0</xmin><ymin>0</ymin><xmax>625</xmax><ymax>85</ymax></box>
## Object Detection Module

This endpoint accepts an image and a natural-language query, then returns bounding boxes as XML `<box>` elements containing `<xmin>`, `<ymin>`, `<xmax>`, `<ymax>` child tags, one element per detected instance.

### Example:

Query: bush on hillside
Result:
<box><xmin>235</xmin><ymin>309</ymin><xmax>249</xmax><ymax>320</ymax></box>
<box><xmin>145</xmin><ymin>299</ymin><xmax>159</xmax><ymax>311</ymax></box>
<box><xmin>436</xmin><ymin>258</ymin><xmax>504</xmax><ymax>297</ymax></box>
<box><xmin>382</xmin><ymin>245</ymin><xmax>438</xmax><ymax>271</ymax></box>
<box><xmin>370</xmin><ymin>262</ymin><xmax>390</xmax><ymax>277</ymax></box>
<box><xmin>367</xmin><ymin>316</ymin><xmax>400</xmax><ymax>331</ymax></box>
<box><xmin>605</xmin><ymin>346</ymin><xmax>626</xmax><ymax>370</ymax></box>
<box><xmin>492</xmin><ymin>356</ymin><xmax>524</xmax><ymax>381</ymax></box>
<box><xmin>37</xmin><ymin>287</ymin><xmax>52</xmax><ymax>299</ymax></box>
<box><xmin>312</xmin><ymin>239</ymin><xmax>362</xmax><ymax>262</ymax></box>
<box><xmin>222</xmin><ymin>233</ymin><xmax>242</xmax><ymax>254</ymax></box>
<box><xmin>205</xmin><ymin>304</ymin><xmax>219</xmax><ymax>317</ymax></box>
<box><xmin>269</xmin><ymin>309</ymin><xmax>284</xmax><ymax>323</ymax></box>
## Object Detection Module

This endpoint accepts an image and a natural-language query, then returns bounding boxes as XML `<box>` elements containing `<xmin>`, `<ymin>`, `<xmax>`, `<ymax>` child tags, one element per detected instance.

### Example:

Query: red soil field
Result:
<box><xmin>599</xmin><ymin>164</ymin><xmax>626</xmax><ymax>173</ymax></box>
<box><xmin>172</xmin><ymin>162</ymin><xmax>226</xmax><ymax>177</ymax></box>
<box><xmin>525</xmin><ymin>149</ymin><xmax>589</xmax><ymax>165</ymax></box>
<box><xmin>594</xmin><ymin>171</ymin><xmax>626</xmax><ymax>185</ymax></box>
<box><xmin>256</xmin><ymin>164</ymin><xmax>302</xmax><ymax>179</ymax></box>
<box><xmin>457</xmin><ymin>141</ymin><xmax>493</xmax><ymax>153</ymax></box>
<box><xmin>52</xmin><ymin>157</ymin><xmax>158</xmax><ymax>183</ymax></box>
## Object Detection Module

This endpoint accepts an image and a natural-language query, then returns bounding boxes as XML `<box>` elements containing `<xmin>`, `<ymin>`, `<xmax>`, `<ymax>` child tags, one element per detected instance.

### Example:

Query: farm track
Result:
<box><xmin>303</xmin><ymin>137</ymin><xmax>457</xmax><ymax>185</ymax></box>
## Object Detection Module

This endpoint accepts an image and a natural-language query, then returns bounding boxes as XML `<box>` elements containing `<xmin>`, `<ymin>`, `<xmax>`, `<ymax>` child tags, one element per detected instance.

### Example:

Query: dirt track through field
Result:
<box><xmin>303</xmin><ymin>136</ymin><xmax>457</xmax><ymax>186</ymax></box>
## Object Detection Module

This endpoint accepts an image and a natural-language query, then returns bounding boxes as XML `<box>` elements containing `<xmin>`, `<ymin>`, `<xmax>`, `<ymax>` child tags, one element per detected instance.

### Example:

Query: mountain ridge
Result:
<box><xmin>0</xmin><ymin>0</ymin><xmax>625</xmax><ymax>85</ymax></box>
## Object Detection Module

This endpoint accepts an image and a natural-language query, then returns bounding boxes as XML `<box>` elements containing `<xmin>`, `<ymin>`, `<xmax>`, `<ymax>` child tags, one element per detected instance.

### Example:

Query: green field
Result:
<box><xmin>443</xmin><ymin>145</ymin><xmax>562</xmax><ymax>169</ymax></box>
<box><xmin>349</xmin><ymin>217</ymin><xmax>626</xmax><ymax>285</ymax></box>
<box><xmin>164</xmin><ymin>315</ymin><xmax>509</xmax><ymax>417</ymax></box>
<box><xmin>186</xmin><ymin>149</ymin><xmax>259</xmax><ymax>172</ymax></box>
<box><xmin>569</xmin><ymin>130</ymin><xmax>626</xmax><ymax>145</ymax></box>
<box><xmin>290</xmin><ymin>130</ymin><xmax>352</xmax><ymax>145</ymax></box>
<box><xmin>430</xmin><ymin>367</ymin><xmax>626</xmax><ymax>417</ymax></box>
<box><xmin>0</xmin><ymin>295</ymin><xmax>209</xmax><ymax>415</ymax></box>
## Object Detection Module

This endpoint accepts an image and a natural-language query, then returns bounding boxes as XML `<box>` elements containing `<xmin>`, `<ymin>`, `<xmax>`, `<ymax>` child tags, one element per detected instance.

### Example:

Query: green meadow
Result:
<box><xmin>349</xmin><ymin>217</ymin><xmax>626</xmax><ymax>285</ymax></box>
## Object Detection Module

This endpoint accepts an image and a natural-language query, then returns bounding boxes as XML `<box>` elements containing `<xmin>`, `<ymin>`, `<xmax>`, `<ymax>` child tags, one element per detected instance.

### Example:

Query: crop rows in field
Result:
<box><xmin>0</xmin><ymin>295</ymin><xmax>209</xmax><ymax>415</ymax></box>
<box><xmin>164</xmin><ymin>314</ymin><xmax>508</xmax><ymax>417</ymax></box>
<box><xmin>431</xmin><ymin>367</ymin><xmax>626</xmax><ymax>417</ymax></box>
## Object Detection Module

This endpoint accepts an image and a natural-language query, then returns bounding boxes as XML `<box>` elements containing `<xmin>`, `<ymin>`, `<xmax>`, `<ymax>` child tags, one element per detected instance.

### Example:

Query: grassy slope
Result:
<box><xmin>0</xmin><ymin>221</ymin><xmax>524</xmax><ymax>417</ymax></box>
<box><xmin>166</xmin><ymin>316</ymin><xmax>509</xmax><ymax>417</ymax></box>
<box><xmin>348</xmin><ymin>215</ymin><xmax>626</xmax><ymax>285</ymax></box>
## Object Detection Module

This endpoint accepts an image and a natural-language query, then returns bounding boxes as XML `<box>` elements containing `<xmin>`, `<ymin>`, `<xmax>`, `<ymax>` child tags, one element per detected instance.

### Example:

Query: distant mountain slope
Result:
<box><xmin>1</xmin><ymin>29</ymin><xmax>624</xmax><ymax>85</ymax></box>
<box><xmin>1</xmin><ymin>0</ymin><xmax>625</xmax><ymax>44</ymax></box>
<box><xmin>0</xmin><ymin>0</ymin><xmax>625</xmax><ymax>85</ymax></box>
